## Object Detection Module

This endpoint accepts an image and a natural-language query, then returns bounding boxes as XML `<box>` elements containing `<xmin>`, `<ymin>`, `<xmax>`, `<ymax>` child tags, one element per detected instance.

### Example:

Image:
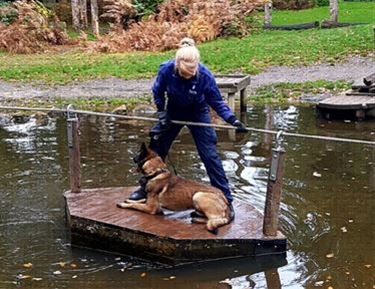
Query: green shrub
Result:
<box><xmin>0</xmin><ymin>3</ymin><xmax>18</xmax><ymax>25</ymax></box>
<box><xmin>315</xmin><ymin>0</ymin><xmax>329</xmax><ymax>6</ymax></box>
<box><xmin>133</xmin><ymin>0</ymin><xmax>164</xmax><ymax>16</ymax></box>
<box><xmin>273</xmin><ymin>0</ymin><xmax>315</xmax><ymax>10</ymax></box>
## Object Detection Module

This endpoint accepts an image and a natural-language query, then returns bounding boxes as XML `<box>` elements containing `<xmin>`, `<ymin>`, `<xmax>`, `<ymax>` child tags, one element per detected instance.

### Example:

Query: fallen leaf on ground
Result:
<box><xmin>58</xmin><ymin>262</ymin><xmax>66</xmax><ymax>267</ymax></box>
<box><xmin>32</xmin><ymin>278</ymin><xmax>42</xmax><ymax>281</ymax></box>
<box><xmin>53</xmin><ymin>270</ymin><xmax>62</xmax><ymax>275</ymax></box>
<box><xmin>364</xmin><ymin>264</ymin><xmax>372</xmax><ymax>268</ymax></box>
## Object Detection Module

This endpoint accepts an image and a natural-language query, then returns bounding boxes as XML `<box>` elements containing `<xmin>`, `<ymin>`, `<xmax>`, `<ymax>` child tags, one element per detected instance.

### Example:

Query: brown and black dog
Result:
<box><xmin>117</xmin><ymin>143</ymin><xmax>234</xmax><ymax>233</ymax></box>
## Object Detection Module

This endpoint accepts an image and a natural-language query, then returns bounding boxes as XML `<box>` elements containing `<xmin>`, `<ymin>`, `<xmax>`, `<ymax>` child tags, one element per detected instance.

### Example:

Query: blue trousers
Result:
<box><xmin>149</xmin><ymin>115</ymin><xmax>233</xmax><ymax>203</ymax></box>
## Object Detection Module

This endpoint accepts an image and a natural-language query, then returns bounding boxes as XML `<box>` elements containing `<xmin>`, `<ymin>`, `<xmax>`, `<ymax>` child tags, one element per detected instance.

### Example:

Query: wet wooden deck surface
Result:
<box><xmin>65</xmin><ymin>187</ymin><xmax>286</xmax><ymax>263</ymax></box>
<box><xmin>318</xmin><ymin>92</ymin><xmax>375</xmax><ymax>110</ymax></box>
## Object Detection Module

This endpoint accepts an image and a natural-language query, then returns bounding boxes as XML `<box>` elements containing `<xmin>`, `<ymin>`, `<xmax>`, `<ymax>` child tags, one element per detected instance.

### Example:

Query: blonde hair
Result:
<box><xmin>175</xmin><ymin>38</ymin><xmax>200</xmax><ymax>78</ymax></box>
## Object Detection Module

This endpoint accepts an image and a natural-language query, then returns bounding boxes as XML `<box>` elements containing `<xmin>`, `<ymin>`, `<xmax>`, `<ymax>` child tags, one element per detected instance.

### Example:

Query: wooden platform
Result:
<box><xmin>215</xmin><ymin>74</ymin><xmax>251</xmax><ymax>112</ymax></box>
<box><xmin>317</xmin><ymin>91</ymin><xmax>375</xmax><ymax>120</ymax></box>
<box><xmin>64</xmin><ymin>187</ymin><xmax>286</xmax><ymax>264</ymax></box>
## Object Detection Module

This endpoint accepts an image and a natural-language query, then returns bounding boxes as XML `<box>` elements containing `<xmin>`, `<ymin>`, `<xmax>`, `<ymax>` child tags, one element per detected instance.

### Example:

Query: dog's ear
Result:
<box><xmin>139</xmin><ymin>142</ymin><xmax>148</xmax><ymax>160</ymax></box>
<box><xmin>140</xmin><ymin>142</ymin><xmax>147</xmax><ymax>153</ymax></box>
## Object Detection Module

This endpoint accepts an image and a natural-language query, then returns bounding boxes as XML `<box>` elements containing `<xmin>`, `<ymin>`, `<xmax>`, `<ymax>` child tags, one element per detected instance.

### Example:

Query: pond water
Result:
<box><xmin>0</xmin><ymin>105</ymin><xmax>374</xmax><ymax>289</ymax></box>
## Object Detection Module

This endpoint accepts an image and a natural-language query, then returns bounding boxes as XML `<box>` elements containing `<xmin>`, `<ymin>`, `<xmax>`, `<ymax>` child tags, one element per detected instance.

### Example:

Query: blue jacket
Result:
<box><xmin>152</xmin><ymin>60</ymin><xmax>235</xmax><ymax>123</ymax></box>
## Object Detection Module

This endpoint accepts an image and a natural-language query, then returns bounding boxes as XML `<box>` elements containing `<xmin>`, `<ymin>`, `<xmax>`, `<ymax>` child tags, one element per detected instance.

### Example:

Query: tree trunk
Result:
<box><xmin>91</xmin><ymin>0</ymin><xmax>99</xmax><ymax>36</ymax></box>
<box><xmin>79</xmin><ymin>0</ymin><xmax>88</xmax><ymax>30</ymax></box>
<box><xmin>329</xmin><ymin>0</ymin><xmax>338</xmax><ymax>23</ymax></box>
<box><xmin>264</xmin><ymin>1</ymin><xmax>273</xmax><ymax>25</ymax></box>
<box><xmin>71</xmin><ymin>0</ymin><xmax>80</xmax><ymax>31</ymax></box>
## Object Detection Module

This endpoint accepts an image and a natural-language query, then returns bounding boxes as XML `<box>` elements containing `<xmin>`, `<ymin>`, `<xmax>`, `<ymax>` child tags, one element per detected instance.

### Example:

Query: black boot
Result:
<box><xmin>127</xmin><ymin>177</ymin><xmax>147</xmax><ymax>203</ymax></box>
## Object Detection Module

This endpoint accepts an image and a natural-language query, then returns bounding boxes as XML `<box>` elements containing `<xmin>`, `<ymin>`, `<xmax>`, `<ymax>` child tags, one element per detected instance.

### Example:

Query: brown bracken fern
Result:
<box><xmin>89</xmin><ymin>0</ymin><xmax>265</xmax><ymax>53</ymax></box>
<box><xmin>0</xmin><ymin>0</ymin><xmax>70</xmax><ymax>53</ymax></box>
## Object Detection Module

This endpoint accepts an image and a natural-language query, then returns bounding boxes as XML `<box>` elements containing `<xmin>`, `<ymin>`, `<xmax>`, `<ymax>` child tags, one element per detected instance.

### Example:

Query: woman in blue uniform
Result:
<box><xmin>127</xmin><ymin>38</ymin><xmax>247</xmax><ymax>215</ymax></box>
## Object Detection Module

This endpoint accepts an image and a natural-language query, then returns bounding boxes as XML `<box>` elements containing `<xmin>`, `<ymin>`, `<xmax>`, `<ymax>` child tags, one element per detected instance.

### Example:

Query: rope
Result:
<box><xmin>0</xmin><ymin>105</ymin><xmax>374</xmax><ymax>146</ymax></box>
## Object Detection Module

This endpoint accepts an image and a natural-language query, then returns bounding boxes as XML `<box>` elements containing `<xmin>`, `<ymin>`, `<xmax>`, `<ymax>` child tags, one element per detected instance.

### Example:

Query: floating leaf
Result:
<box><xmin>326</xmin><ymin>253</ymin><xmax>334</xmax><ymax>258</ymax></box>
<box><xmin>17</xmin><ymin>274</ymin><xmax>32</xmax><ymax>280</ymax></box>
<box><xmin>72</xmin><ymin>275</ymin><xmax>78</xmax><ymax>279</ymax></box>
<box><xmin>58</xmin><ymin>262</ymin><xmax>66</xmax><ymax>267</ymax></box>
<box><xmin>140</xmin><ymin>272</ymin><xmax>146</xmax><ymax>277</ymax></box>
<box><xmin>314</xmin><ymin>280</ymin><xmax>324</xmax><ymax>286</ymax></box>
<box><xmin>169</xmin><ymin>276</ymin><xmax>176</xmax><ymax>280</ymax></box>
<box><xmin>23</xmin><ymin>263</ymin><xmax>33</xmax><ymax>268</ymax></box>
<box><xmin>340</xmin><ymin>226</ymin><xmax>347</xmax><ymax>233</ymax></box>
<box><xmin>70</xmin><ymin>263</ymin><xmax>77</xmax><ymax>268</ymax></box>
<box><xmin>53</xmin><ymin>270</ymin><xmax>62</xmax><ymax>275</ymax></box>
<box><xmin>32</xmin><ymin>277</ymin><xmax>42</xmax><ymax>281</ymax></box>
<box><xmin>364</xmin><ymin>264</ymin><xmax>372</xmax><ymax>268</ymax></box>
<box><xmin>327</xmin><ymin>286</ymin><xmax>333</xmax><ymax>289</ymax></box>
<box><xmin>313</xmin><ymin>171</ymin><xmax>322</xmax><ymax>178</ymax></box>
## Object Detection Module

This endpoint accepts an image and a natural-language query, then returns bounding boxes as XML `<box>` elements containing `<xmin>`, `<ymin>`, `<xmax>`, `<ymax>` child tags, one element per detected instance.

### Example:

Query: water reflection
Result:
<box><xmin>0</xmin><ymin>106</ymin><xmax>374</xmax><ymax>288</ymax></box>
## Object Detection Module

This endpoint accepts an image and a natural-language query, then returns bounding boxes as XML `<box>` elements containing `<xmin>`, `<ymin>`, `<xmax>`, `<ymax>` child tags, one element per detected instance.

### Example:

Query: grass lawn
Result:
<box><xmin>271</xmin><ymin>1</ymin><xmax>375</xmax><ymax>25</ymax></box>
<box><xmin>250</xmin><ymin>80</ymin><xmax>352</xmax><ymax>103</ymax></box>
<box><xmin>0</xmin><ymin>2</ymin><xmax>373</xmax><ymax>84</ymax></box>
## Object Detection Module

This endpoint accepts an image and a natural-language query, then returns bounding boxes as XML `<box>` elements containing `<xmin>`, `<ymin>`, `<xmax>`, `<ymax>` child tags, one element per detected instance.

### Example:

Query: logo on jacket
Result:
<box><xmin>189</xmin><ymin>85</ymin><xmax>197</xmax><ymax>95</ymax></box>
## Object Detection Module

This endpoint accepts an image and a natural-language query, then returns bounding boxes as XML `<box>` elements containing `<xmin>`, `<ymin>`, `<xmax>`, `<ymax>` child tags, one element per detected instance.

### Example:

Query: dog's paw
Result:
<box><xmin>207</xmin><ymin>227</ymin><xmax>218</xmax><ymax>235</ymax></box>
<box><xmin>117</xmin><ymin>202</ymin><xmax>131</xmax><ymax>209</ymax></box>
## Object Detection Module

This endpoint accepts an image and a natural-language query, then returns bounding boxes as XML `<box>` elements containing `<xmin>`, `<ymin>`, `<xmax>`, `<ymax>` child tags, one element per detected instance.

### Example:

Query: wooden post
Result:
<box><xmin>263</xmin><ymin>131</ymin><xmax>285</xmax><ymax>237</ymax></box>
<box><xmin>91</xmin><ymin>0</ymin><xmax>99</xmax><ymax>36</ymax></box>
<box><xmin>264</xmin><ymin>1</ymin><xmax>273</xmax><ymax>25</ymax></box>
<box><xmin>240</xmin><ymin>88</ymin><xmax>247</xmax><ymax>113</ymax></box>
<box><xmin>227</xmin><ymin>92</ymin><xmax>235</xmax><ymax>112</ymax></box>
<box><xmin>265</xmin><ymin>268</ymin><xmax>282</xmax><ymax>289</ymax></box>
<box><xmin>329</xmin><ymin>0</ymin><xmax>338</xmax><ymax>23</ymax></box>
<box><xmin>67</xmin><ymin>105</ymin><xmax>81</xmax><ymax>194</ymax></box>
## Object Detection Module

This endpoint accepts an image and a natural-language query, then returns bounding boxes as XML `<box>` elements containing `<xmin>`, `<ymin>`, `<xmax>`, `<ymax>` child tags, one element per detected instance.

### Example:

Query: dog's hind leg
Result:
<box><xmin>193</xmin><ymin>192</ymin><xmax>229</xmax><ymax>233</ymax></box>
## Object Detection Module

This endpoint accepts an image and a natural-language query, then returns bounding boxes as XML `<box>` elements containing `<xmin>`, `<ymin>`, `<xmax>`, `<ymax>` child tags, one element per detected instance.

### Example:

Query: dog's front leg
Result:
<box><xmin>117</xmin><ymin>195</ymin><xmax>162</xmax><ymax>215</ymax></box>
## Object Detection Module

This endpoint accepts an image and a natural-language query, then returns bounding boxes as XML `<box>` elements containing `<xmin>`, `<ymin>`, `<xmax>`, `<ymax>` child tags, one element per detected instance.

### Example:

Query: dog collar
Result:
<box><xmin>145</xmin><ymin>168</ymin><xmax>168</xmax><ymax>180</ymax></box>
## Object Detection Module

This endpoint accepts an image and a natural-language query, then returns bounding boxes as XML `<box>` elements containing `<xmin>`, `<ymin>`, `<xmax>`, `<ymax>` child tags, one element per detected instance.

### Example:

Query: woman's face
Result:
<box><xmin>177</xmin><ymin>59</ymin><xmax>198</xmax><ymax>80</ymax></box>
<box><xmin>179</xmin><ymin>69</ymin><xmax>196</xmax><ymax>79</ymax></box>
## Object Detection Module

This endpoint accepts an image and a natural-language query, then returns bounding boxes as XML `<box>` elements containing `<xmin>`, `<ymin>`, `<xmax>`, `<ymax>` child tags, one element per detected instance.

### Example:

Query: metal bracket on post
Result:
<box><xmin>67</xmin><ymin>104</ymin><xmax>77</xmax><ymax>149</ymax></box>
<box><xmin>263</xmin><ymin>130</ymin><xmax>286</xmax><ymax>237</ymax></box>
<box><xmin>269</xmin><ymin>131</ymin><xmax>285</xmax><ymax>181</ymax></box>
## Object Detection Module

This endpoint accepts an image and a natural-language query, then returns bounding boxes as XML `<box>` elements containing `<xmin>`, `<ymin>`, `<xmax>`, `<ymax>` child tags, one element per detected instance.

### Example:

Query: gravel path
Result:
<box><xmin>0</xmin><ymin>56</ymin><xmax>373</xmax><ymax>99</ymax></box>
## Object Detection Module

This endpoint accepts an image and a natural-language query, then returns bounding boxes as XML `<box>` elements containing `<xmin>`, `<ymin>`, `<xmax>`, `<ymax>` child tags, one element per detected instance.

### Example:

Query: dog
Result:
<box><xmin>117</xmin><ymin>143</ymin><xmax>234</xmax><ymax>233</ymax></box>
